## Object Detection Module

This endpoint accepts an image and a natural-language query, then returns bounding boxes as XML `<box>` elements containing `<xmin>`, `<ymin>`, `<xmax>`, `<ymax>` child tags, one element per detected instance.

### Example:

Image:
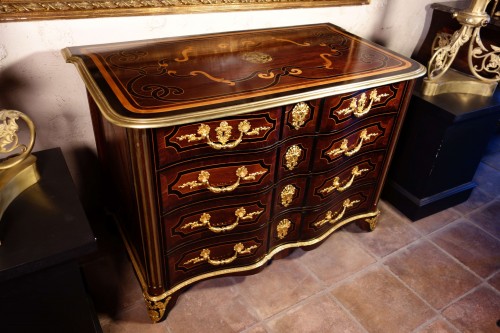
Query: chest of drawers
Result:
<box><xmin>63</xmin><ymin>23</ymin><xmax>425</xmax><ymax>322</ymax></box>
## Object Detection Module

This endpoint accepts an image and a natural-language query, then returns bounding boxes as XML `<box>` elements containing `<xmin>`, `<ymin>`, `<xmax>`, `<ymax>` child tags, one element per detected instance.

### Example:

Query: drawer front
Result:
<box><xmin>314</xmin><ymin>115</ymin><xmax>396</xmax><ymax>172</ymax></box>
<box><xmin>163</xmin><ymin>191</ymin><xmax>273</xmax><ymax>252</ymax></box>
<box><xmin>167</xmin><ymin>229</ymin><xmax>268</xmax><ymax>285</ymax></box>
<box><xmin>155</xmin><ymin>108</ymin><xmax>281</xmax><ymax>168</ymax></box>
<box><xmin>319</xmin><ymin>82</ymin><xmax>407</xmax><ymax>133</ymax></box>
<box><xmin>269</xmin><ymin>211</ymin><xmax>302</xmax><ymax>250</ymax></box>
<box><xmin>160</xmin><ymin>150</ymin><xmax>275</xmax><ymax>211</ymax></box>
<box><xmin>282</xmin><ymin>99</ymin><xmax>321</xmax><ymax>137</ymax></box>
<box><xmin>301</xmin><ymin>185</ymin><xmax>376</xmax><ymax>240</ymax></box>
<box><xmin>274</xmin><ymin>177</ymin><xmax>308</xmax><ymax>215</ymax></box>
<box><xmin>306</xmin><ymin>152</ymin><xmax>386</xmax><ymax>206</ymax></box>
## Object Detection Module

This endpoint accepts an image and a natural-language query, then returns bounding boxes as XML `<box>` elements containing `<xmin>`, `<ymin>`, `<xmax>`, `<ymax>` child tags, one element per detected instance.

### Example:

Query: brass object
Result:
<box><xmin>0</xmin><ymin>0</ymin><xmax>370</xmax><ymax>22</ymax></box>
<box><xmin>276</xmin><ymin>219</ymin><xmax>292</xmax><ymax>239</ymax></box>
<box><xmin>184</xmin><ymin>243</ymin><xmax>258</xmax><ymax>266</ymax></box>
<box><xmin>280</xmin><ymin>184</ymin><xmax>297</xmax><ymax>207</ymax></box>
<box><xmin>327</xmin><ymin>129</ymin><xmax>379</xmax><ymax>158</ymax></box>
<box><xmin>285</xmin><ymin>145</ymin><xmax>302</xmax><ymax>170</ymax></box>
<box><xmin>0</xmin><ymin>110</ymin><xmax>39</xmax><ymax>230</ymax></box>
<box><xmin>365</xmin><ymin>210</ymin><xmax>380</xmax><ymax>231</ymax></box>
<box><xmin>178</xmin><ymin>166</ymin><xmax>266</xmax><ymax>193</ymax></box>
<box><xmin>145</xmin><ymin>296</ymin><xmax>171</xmax><ymax>323</ymax></box>
<box><xmin>422</xmin><ymin>0</ymin><xmax>499</xmax><ymax>96</ymax></box>
<box><xmin>290</xmin><ymin>102</ymin><xmax>310</xmax><ymax>130</ymax></box>
<box><xmin>335</xmin><ymin>89</ymin><xmax>389</xmax><ymax>118</ymax></box>
<box><xmin>177</xmin><ymin>120</ymin><xmax>270</xmax><ymax>150</ymax></box>
<box><xmin>320</xmin><ymin>165</ymin><xmax>369</xmax><ymax>194</ymax></box>
<box><xmin>313</xmin><ymin>198</ymin><xmax>360</xmax><ymax>227</ymax></box>
<box><xmin>181</xmin><ymin>207</ymin><xmax>263</xmax><ymax>233</ymax></box>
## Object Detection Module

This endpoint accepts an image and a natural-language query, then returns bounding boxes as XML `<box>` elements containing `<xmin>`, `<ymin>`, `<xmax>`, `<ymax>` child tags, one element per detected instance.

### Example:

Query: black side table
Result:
<box><xmin>0</xmin><ymin>148</ymin><xmax>101</xmax><ymax>332</ymax></box>
<box><xmin>383</xmin><ymin>87</ymin><xmax>500</xmax><ymax>220</ymax></box>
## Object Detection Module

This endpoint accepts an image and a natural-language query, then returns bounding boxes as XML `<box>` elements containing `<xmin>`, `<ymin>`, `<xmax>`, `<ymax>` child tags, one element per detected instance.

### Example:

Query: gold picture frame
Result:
<box><xmin>0</xmin><ymin>0</ymin><xmax>369</xmax><ymax>22</ymax></box>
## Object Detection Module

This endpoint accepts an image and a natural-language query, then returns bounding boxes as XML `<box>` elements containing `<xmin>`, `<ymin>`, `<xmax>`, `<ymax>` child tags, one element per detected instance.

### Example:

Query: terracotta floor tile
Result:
<box><xmin>454</xmin><ymin>188</ymin><xmax>494</xmax><ymax>216</ymax></box>
<box><xmin>430</xmin><ymin>220</ymin><xmax>500</xmax><ymax>278</ymax></box>
<box><xmin>442</xmin><ymin>286</ymin><xmax>500</xmax><ymax>333</ymax></box>
<box><xmin>473</xmin><ymin>162</ymin><xmax>500</xmax><ymax>197</ymax></box>
<box><xmin>266</xmin><ymin>294</ymin><xmax>365</xmax><ymax>333</ymax></box>
<box><xmin>242</xmin><ymin>324</ymin><xmax>270</xmax><ymax>333</ymax></box>
<box><xmin>296</xmin><ymin>231</ymin><xmax>376</xmax><ymax>286</ymax></box>
<box><xmin>233</xmin><ymin>256</ymin><xmax>323</xmax><ymax>319</ymax></box>
<box><xmin>345</xmin><ymin>203</ymin><xmax>420</xmax><ymax>258</ymax></box>
<box><xmin>482</xmin><ymin>151</ymin><xmax>500</xmax><ymax>171</ymax></box>
<box><xmin>101</xmin><ymin>302</ymin><xmax>167</xmax><ymax>333</ymax></box>
<box><xmin>331</xmin><ymin>266</ymin><xmax>434</xmax><ymax>333</ymax></box>
<box><xmin>166</xmin><ymin>277</ymin><xmax>259</xmax><ymax>333</ymax></box>
<box><xmin>468</xmin><ymin>200</ymin><xmax>500</xmax><ymax>238</ymax></box>
<box><xmin>488</xmin><ymin>271</ymin><xmax>500</xmax><ymax>292</ymax></box>
<box><xmin>414</xmin><ymin>318</ymin><xmax>459</xmax><ymax>333</ymax></box>
<box><xmin>384</xmin><ymin>240</ymin><xmax>480</xmax><ymax>309</ymax></box>
<box><xmin>411</xmin><ymin>208</ymin><xmax>461</xmax><ymax>235</ymax></box>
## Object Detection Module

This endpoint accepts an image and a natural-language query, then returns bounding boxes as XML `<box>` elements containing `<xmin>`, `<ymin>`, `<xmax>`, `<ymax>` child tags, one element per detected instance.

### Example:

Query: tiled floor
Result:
<box><xmin>82</xmin><ymin>133</ymin><xmax>500</xmax><ymax>333</ymax></box>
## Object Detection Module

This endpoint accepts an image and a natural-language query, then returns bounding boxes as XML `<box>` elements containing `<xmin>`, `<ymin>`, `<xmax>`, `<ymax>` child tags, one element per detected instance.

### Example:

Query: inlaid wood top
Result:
<box><xmin>63</xmin><ymin>23</ymin><xmax>425</xmax><ymax>127</ymax></box>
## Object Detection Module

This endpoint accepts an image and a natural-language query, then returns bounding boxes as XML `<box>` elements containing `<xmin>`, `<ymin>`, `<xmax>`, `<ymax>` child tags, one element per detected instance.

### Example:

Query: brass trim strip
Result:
<box><xmin>124</xmin><ymin>210</ymin><xmax>380</xmax><ymax>303</ymax></box>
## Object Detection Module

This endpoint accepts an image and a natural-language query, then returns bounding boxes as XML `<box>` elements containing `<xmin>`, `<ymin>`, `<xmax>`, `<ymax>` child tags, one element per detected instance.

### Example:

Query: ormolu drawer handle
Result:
<box><xmin>285</xmin><ymin>145</ymin><xmax>303</xmax><ymax>170</ymax></box>
<box><xmin>184</xmin><ymin>243</ymin><xmax>258</xmax><ymax>266</ymax></box>
<box><xmin>280</xmin><ymin>184</ymin><xmax>297</xmax><ymax>207</ymax></box>
<box><xmin>320</xmin><ymin>165</ymin><xmax>369</xmax><ymax>194</ymax></box>
<box><xmin>327</xmin><ymin>129</ymin><xmax>379</xmax><ymax>158</ymax></box>
<box><xmin>178</xmin><ymin>166</ymin><xmax>266</xmax><ymax>193</ymax></box>
<box><xmin>277</xmin><ymin>219</ymin><xmax>292</xmax><ymax>239</ymax></box>
<box><xmin>335</xmin><ymin>89</ymin><xmax>389</xmax><ymax>118</ymax></box>
<box><xmin>291</xmin><ymin>102</ymin><xmax>310</xmax><ymax>130</ymax></box>
<box><xmin>181</xmin><ymin>207</ymin><xmax>263</xmax><ymax>233</ymax></box>
<box><xmin>313</xmin><ymin>198</ymin><xmax>360</xmax><ymax>227</ymax></box>
<box><xmin>177</xmin><ymin>120</ymin><xmax>270</xmax><ymax>150</ymax></box>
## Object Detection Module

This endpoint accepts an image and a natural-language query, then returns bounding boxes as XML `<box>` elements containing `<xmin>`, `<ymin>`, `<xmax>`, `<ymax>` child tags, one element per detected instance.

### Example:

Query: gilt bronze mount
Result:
<box><xmin>0</xmin><ymin>109</ymin><xmax>39</xmax><ymax>241</ymax></box>
<box><xmin>422</xmin><ymin>0</ymin><xmax>500</xmax><ymax>96</ymax></box>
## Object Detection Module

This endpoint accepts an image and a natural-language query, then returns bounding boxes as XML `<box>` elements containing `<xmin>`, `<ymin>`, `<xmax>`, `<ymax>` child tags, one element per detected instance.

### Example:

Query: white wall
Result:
<box><xmin>0</xmin><ymin>0</ymin><xmax>449</xmax><ymax>204</ymax></box>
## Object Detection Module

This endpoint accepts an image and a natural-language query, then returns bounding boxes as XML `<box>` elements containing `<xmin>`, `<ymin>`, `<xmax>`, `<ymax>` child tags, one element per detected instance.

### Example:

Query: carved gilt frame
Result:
<box><xmin>0</xmin><ymin>0</ymin><xmax>370</xmax><ymax>22</ymax></box>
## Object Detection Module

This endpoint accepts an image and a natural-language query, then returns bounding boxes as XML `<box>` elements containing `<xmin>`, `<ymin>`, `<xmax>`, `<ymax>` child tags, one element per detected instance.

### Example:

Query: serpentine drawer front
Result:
<box><xmin>63</xmin><ymin>23</ymin><xmax>425</xmax><ymax>322</ymax></box>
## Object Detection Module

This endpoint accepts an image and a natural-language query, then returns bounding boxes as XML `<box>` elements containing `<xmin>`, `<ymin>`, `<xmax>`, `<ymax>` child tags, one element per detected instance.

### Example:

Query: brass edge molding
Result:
<box><xmin>132</xmin><ymin>210</ymin><xmax>380</xmax><ymax>303</ymax></box>
<box><xmin>65</xmin><ymin>48</ymin><xmax>426</xmax><ymax>129</ymax></box>
<box><xmin>1</xmin><ymin>0</ymin><xmax>370</xmax><ymax>22</ymax></box>
<box><xmin>127</xmin><ymin>128</ymin><xmax>164</xmax><ymax>292</ymax></box>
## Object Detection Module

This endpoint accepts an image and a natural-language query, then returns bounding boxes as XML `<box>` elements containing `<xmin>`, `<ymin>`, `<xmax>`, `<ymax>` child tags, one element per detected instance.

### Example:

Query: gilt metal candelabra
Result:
<box><xmin>422</xmin><ymin>0</ymin><xmax>499</xmax><ymax>96</ymax></box>
<box><xmin>0</xmin><ymin>109</ymin><xmax>39</xmax><ymax>243</ymax></box>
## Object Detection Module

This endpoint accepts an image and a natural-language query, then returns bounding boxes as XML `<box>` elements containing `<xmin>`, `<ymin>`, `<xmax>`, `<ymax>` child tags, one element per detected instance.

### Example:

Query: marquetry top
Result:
<box><xmin>63</xmin><ymin>23</ymin><xmax>425</xmax><ymax>128</ymax></box>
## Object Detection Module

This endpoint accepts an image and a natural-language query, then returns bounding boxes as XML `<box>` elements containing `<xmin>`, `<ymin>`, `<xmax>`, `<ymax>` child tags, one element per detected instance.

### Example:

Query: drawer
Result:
<box><xmin>301</xmin><ymin>184</ymin><xmax>376</xmax><ymax>240</ymax></box>
<box><xmin>269</xmin><ymin>211</ymin><xmax>302</xmax><ymax>251</ymax></box>
<box><xmin>282</xmin><ymin>99</ymin><xmax>321</xmax><ymax>137</ymax></box>
<box><xmin>306</xmin><ymin>152</ymin><xmax>386</xmax><ymax>206</ymax></box>
<box><xmin>163</xmin><ymin>190</ymin><xmax>273</xmax><ymax>252</ymax></box>
<box><xmin>159</xmin><ymin>150</ymin><xmax>275</xmax><ymax>211</ymax></box>
<box><xmin>276</xmin><ymin>136</ymin><xmax>315</xmax><ymax>178</ymax></box>
<box><xmin>155</xmin><ymin>108</ymin><xmax>281</xmax><ymax>168</ymax></box>
<box><xmin>167</xmin><ymin>228</ymin><xmax>268</xmax><ymax>286</ymax></box>
<box><xmin>274</xmin><ymin>177</ymin><xmax>308</xmax><ymax>215</ymax></box>
<box><xmin>314</xmin><ymin>115</ymin><xmax>396</xmax><ymax>172</ymax></box>
<box><xmin>319</xmin><ymin>82</ymin><xmax>408</xmax><ymax>133</ymax></box>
